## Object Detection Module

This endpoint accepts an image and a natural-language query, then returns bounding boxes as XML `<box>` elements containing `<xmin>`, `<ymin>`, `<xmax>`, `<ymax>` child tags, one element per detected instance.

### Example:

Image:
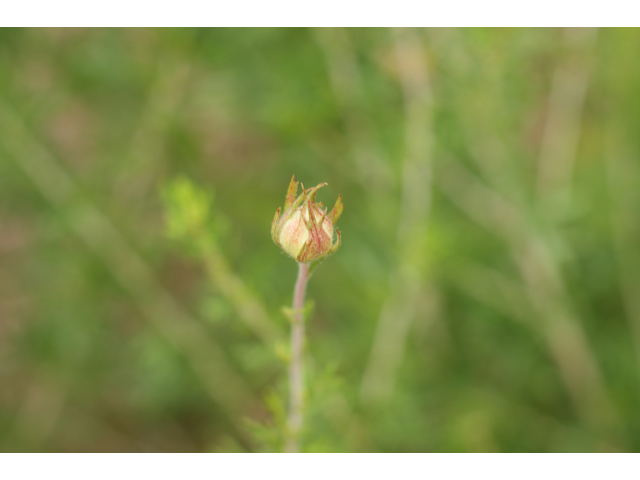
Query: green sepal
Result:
<box><xmin>328</xmin><ymin>229</ymin><xmax>341</xmax><ymax>255</ymax></box>
<box><xmin>284</xmin><ymin>175</ymin><xmax>298</xmax><ymax>211</ymax></box>
<box><xmin>328</xmin><ymin>194</ymin><xmax>343</xmax><ymax>224</ymax></box>
<box><xmin>271</xmin><ymin>207</ymin><xmax>281</xmax><ymax>246</ymax></box>
<box><xmin>304</xmin><ymin>182</ymin><xmax>328</xmax><ymax>203</ymax></box>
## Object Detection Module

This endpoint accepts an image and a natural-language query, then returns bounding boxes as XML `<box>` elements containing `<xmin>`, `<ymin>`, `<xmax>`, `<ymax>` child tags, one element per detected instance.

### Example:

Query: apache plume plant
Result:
<box><xmin>271</xmin><ymin>175</ymin><xmax>343</xmax><ymax>453</ymax></box>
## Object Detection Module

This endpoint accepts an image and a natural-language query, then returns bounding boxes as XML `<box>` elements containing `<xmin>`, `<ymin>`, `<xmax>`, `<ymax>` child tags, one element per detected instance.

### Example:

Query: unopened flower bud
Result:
<box><xmin>271</xmin><ymin>176</ymin><xmax>343</xmax><ymax>264</ymax></box>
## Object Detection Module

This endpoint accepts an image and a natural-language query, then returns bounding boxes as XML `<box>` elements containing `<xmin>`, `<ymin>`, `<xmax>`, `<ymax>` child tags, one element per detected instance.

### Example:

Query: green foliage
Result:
<box><xmin>164</xmin><ymin>177</ymin><xmax>214</xmax><ymax>241</ymax></box>
<box><xmin>2</xmin><ymin>27</ymin><xmax>640</xmax><ymax>452</ymax></box>
<box><xmin>163</xmin><ymin>176</ymin><xmax>229</xmax><ymax>251</ymax></box>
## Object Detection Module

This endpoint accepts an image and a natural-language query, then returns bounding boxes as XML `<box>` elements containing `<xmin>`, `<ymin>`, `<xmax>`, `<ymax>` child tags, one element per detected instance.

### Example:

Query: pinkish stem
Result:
<box><xmin>285</xmin><ymin>261</ymin><xmax>309</xmax><ymax>452</ymax></box>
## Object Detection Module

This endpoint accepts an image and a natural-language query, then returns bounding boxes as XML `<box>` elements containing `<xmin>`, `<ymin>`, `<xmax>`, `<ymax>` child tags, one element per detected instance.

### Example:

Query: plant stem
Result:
<box><xmin>285</xmin><ymin>261</ymin><xmax>309</xmax><ymax>453</ymax></box>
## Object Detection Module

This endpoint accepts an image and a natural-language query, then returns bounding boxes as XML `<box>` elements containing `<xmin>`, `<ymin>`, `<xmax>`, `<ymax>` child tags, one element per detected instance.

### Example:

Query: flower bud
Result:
<box><xmin>271</xmin><ymin>176</ymin><xmax>343</xmax><ymax>264</ymax></box>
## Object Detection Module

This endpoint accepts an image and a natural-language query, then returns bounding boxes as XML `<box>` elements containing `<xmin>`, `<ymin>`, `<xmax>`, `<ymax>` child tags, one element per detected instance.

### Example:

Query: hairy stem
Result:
<box><xmin>285</xmin><ymin>262</ymin><xmax>309</xmax><ymax>452</ymax></box>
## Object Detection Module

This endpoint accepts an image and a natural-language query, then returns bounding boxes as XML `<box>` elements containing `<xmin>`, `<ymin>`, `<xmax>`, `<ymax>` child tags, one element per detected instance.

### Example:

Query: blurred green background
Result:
<box><xmin>1</xmin><ymin>27</ymin><xmax>640</xmax><ymax>452</ymax></box>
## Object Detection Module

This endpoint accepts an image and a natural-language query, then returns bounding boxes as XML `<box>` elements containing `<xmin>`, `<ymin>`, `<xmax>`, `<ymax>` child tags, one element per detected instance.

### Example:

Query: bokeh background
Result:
<box><xmin>1</xmin><ymin>27</ymin><xmax>640</xmax><ymax>452</ymax></box>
